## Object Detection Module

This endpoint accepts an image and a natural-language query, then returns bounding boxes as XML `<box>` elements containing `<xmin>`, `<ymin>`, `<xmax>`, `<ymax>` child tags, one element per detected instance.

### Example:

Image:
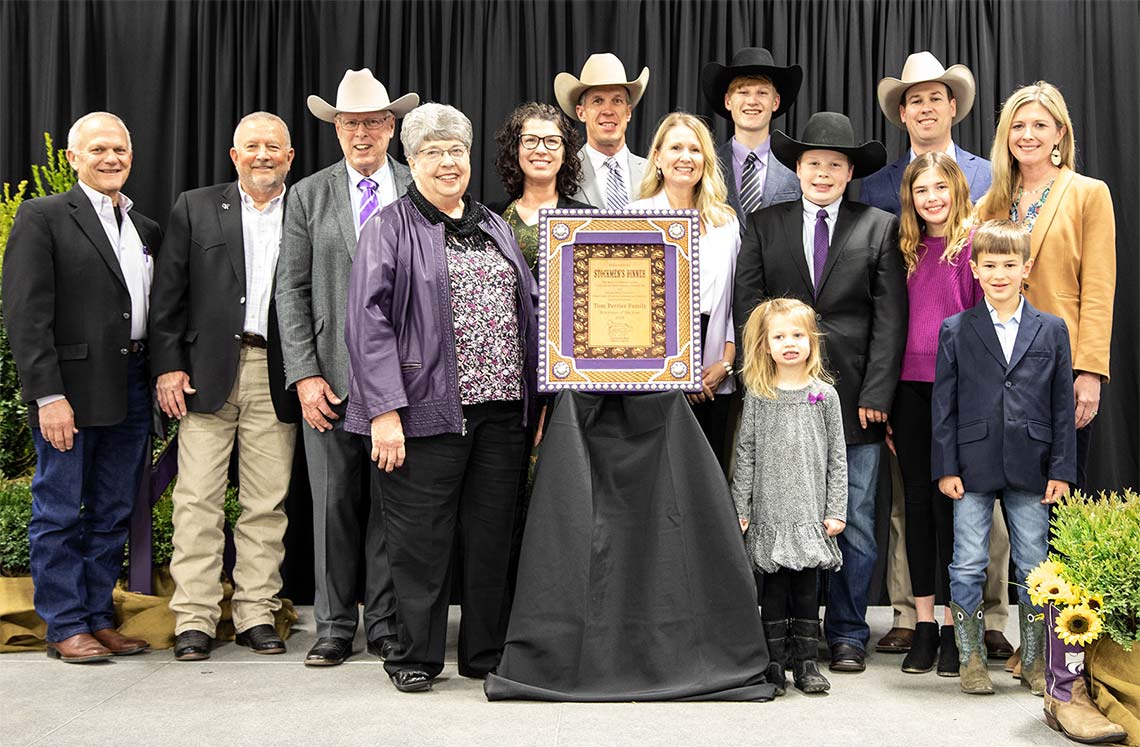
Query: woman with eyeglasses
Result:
<box><xmin>491</xmin><ymin>102</ymin><xmax>593</xmax><ymax>277</ymax></box>
<box><xmin>344</xmin><ymin>103</ymin><xmax>539</xmax><ymax>694</ymax></box>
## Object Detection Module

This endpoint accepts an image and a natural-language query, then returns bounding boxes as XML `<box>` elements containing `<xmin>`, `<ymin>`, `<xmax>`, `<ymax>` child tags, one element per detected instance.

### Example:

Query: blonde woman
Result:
<box><xmin>629</xmin><ymin>112</ymin><xmax>739</xmax><ymax>466</ymax></box>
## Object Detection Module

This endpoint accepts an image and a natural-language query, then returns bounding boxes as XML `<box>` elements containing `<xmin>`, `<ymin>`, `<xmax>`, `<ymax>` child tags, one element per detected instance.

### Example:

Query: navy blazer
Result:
<box><xmin>931</xmin><ymin>298</ymin><xmax>1076</xmax><ymax>494</ymax></box>
<box><xmin>716</xmin><ymin>139</ymin><xmax>801</xmax><ymax>226</ymax></box>
<box><xmin>858</xmin><ymin>143</ymin><xmax>992</xmax><ymax>217</ymax></box>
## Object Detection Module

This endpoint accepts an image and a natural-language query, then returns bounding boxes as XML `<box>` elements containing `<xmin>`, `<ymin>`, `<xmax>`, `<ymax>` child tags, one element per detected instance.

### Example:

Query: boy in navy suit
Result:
<box><xmin>932</xmin><ymin>220</ymin><xmax>1076</xmax><ymax>696</ymax></box>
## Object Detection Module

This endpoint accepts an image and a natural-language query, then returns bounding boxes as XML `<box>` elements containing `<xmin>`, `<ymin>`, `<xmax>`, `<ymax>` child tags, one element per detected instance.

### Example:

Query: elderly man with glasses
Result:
<box><xmin>276</xmin><ymin>68</ymin><xmax>419</xmax><ymax>667</ymax></box>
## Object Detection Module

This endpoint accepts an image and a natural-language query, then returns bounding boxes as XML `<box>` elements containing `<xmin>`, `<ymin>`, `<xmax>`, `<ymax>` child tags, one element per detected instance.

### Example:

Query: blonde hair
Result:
<box><xmin>976</xmin><ymin>81</ymin><xmax>1076</xmax><ymax>219</ymax></box>
<box><xmin>739</xmin><ymin>298</ymin><xmax>831</xmax><ymax>399</ymax></box>
<box><xmin>898</xmin><ymin>153</ymin><xmax>974</xmax><ymax>276</ymax></box>
<box><xmin>638</xmin><ymin>112</ymin><xmax>735</xmax><ymax>228</ymax></box>
<box><xmin>971</xmin><ymin>219</ymin><xmax>1031</xmax><ymax>263</ymax></box>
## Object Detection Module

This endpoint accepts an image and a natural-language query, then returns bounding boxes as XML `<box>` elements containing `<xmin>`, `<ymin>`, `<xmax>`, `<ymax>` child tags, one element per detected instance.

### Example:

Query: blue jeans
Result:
<box><xmin>824</xmin><ymin>443</ymin><xmax>881</xmax><ymax>651</ymax></box>
<box><xmin>950</xmin><ymin>488</ymin><xmax>1049</xmax><ymax>611</ymax></box>
<box><xmin>28</xmin><ymin>353</ymin><xmax>151</xmax><ymax>642</ymax></box>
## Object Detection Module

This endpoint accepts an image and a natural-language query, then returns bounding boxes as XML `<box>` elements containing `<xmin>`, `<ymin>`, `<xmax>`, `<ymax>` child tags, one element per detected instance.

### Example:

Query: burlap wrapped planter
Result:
<box><xmin>1087</xmin><ymin>637</ymin><xmax>1140</xmax><ymax>746</ymax></box>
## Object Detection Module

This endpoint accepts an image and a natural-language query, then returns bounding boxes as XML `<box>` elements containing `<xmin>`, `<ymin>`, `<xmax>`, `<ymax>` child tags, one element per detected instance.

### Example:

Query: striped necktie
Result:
<box><xmin>358</xmin><ymin>177</ymin><xmax>379</xmax><ymax>226</ymax></box>
<box><xmin>813</xmin><ymin>208</ymin><xmax>829</xmax><ymax>295</ymax></box>
<box><xmin>739</xmin><ymin>152</ymin><xmax>763</xmax><ymax>215</ymax></box>
<box><xmin>604</xmin><ymin>157</ymin><xmax>628</xmax><ymax>211</ymax></box>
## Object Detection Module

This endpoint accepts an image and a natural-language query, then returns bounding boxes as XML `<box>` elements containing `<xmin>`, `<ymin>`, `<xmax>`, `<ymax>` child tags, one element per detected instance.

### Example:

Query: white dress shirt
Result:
<box><xmin>986</xmin><ymin>296</ymin><xmax>1025</xmax><ymax>364</ymax></box>
<box><xmin>237</xmin><ymin>184</ymin><xmax>287</xmax><ymax>338</ymax></box>
<box><xmin>909</xmin><ymin>142</ymin><xmax>958</xmax><ymax>163</ymax></box>
<box><xmin>584</xmin><ymin>143</ymin><xmax>635</xmax><ymax>201</ymax></box>
<box><xmin>346</xmin><ymin>160</ymin><xmax>397</xmax><ymax>238</ymax></box>
<box><xmin>801</xmin><ymin>196</ymin><xmax>841</xmax><ymax>287</ymax></box>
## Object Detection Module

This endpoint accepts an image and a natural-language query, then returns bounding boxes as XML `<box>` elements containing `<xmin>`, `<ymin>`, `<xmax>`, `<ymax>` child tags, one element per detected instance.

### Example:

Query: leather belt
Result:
<box><xmin>128</xmin><ymin>340</ymin><xmax>146</xmax><ymax>353</ymax></box>
<box><xmin>241</xmin><ymin>332</ymin><xmax>267</xmax><ymax>348</ymax></box>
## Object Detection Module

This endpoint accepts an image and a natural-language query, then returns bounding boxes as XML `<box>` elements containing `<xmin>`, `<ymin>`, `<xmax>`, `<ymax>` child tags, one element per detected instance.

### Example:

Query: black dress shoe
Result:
<box><xmin>829</xmin><ymin>642</ymin><xmax>866</xmax><ymax>672</ymax></box>
<box><xmin>390</xmin><ymin>669</ymin><xmax>433</xmax><ymax>693</ymax></box>
<box><xmin>305</xmin><ymin>636</ymin><xmax>352</xmax><ymax>666</ymax></box>
<box><xmin>235</xmin><ymin>624</ymin><xmax>286</xmax><ymax>655</ymax></box>
<box><xmin>174</xmin><ymin>630</ymin><xmax>213</xmax><ymax>661</ymax></box>
<box><xmin>367</xmin><ymin>635</ymin><xmax>400</xmax><ymax>661</ymax></box>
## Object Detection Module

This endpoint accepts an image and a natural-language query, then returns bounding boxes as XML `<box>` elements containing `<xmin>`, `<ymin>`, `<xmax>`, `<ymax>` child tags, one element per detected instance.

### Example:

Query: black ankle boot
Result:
<box><xmin>937</xmin><ymin>624</ymin><xmax>960</xmax><ymax>677</ymax></box>
<box><xmin>901</xmin><ymin>622</ymin><xmax>939</xmax><ymax>673</ymax></box>
<box><xmin>762</xmin><ymin>620</ymin><xmax>788</xmax><ymax>696</ymax></box>
<box><xmin>790</xmin><ymin>618</ymin><xmax>831</xmax><ymax>694</ymax></box>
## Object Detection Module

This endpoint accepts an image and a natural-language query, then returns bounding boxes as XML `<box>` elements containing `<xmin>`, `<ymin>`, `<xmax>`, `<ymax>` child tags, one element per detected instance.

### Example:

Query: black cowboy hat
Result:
<box><xmin>700</xmin><ymin>47</ymin><xmax>803</xmax><ymax>120</ymax></box>
<box><xmin>771</xmin><ymin>112</ymin><xmax>887</xmax><ymax>179</ymax></box>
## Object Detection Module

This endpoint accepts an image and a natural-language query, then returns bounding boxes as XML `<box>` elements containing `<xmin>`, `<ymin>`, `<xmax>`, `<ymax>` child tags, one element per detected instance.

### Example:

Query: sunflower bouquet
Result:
<box><xmin>1026</xmin><ymin>489</ymin><xmax>1140</xmax><ymax>650</ymax></box>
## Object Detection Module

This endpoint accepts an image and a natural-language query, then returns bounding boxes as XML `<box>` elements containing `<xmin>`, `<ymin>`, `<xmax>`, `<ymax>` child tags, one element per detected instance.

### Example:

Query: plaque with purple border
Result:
<box><xmin>537</xmin><ymin>209</ymin><xmax>701</xmax><ymax>393</ymax></box>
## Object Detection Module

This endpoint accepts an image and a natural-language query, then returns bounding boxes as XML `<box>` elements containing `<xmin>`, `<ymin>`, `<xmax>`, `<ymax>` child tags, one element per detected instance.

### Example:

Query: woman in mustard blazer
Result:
<box><xmin>976</xmin><ymin>81</ymin><xmax>1116</xmax><ymax>490</ymax></box>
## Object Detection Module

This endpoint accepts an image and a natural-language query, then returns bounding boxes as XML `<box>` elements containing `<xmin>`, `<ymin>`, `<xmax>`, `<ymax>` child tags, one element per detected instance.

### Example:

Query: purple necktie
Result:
<box><xmin>813</xmin><ymin>208</ymin><xmax>829</xmax><ymax>294</ymax></box>
<box><xmin>358</xmin><ymin>177</ymin><xmax>379</xmax><ymax>226</ymax></box>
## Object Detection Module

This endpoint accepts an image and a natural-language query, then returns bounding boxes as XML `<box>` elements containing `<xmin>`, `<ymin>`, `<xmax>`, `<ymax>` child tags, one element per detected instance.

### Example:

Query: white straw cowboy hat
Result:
<box><xmin>307</xmin><ymin>68</ymin><xmax>420</xmax><ymax>122</ymax></box>
<box><xmin>877</xmin><ymin>51</ymin><xmax>976</xmax><ymax>128</ymax></box>
<box><xmin>553</xmin><ymin>53</ymin><xmax>650</xmax><ymax>118</ymax></box>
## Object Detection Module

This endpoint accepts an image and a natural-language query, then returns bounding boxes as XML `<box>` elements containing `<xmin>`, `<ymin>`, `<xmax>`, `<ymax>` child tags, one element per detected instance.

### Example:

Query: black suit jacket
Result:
<box><xmin>149</xmin><ymin>181</ymin><xmax>299</xmax><ymax>423</ymax></box>
<box><xmin>931</xmin><ymin>299</ymin><xmax>1076</xmax><ymax>493</ymax></box>
<box><xmin>2</xmin><ymin>184</ymin><xmax>163</xmax><ymax>428</ymax></box>
<box><xmin>733</xmin><ymin>199</ymin><xmax>907</xmax><ymax>444</ymax></box>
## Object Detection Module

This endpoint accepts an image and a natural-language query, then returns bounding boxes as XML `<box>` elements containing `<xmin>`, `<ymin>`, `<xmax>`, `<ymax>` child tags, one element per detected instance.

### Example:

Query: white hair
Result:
<box><xmin>232</xmin><ymin>111</ymin><xmax>291</xmax><ymax>149</ymax></box>
<box><xmin>400</xmin><ymin>103</ymin><xmax>473</xmax><ymax>156</ymax></box>
<box><xmin>67</xmin><ymin>112</ymin><xmax>132</xmax><ymax>151</ymax></box>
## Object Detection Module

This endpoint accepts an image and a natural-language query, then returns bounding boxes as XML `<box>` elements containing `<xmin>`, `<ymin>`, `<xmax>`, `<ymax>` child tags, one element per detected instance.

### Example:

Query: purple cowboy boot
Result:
<box><xmin>1043</xmin><ymin>603</ymin><xmax>1126</xmax><ymax>744</ymax></box>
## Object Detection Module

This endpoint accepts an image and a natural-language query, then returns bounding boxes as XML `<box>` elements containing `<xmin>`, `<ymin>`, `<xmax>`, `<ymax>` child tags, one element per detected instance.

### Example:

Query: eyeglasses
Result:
<box><xmin>416</xmin><ymin>145</ymin><xmax>470</xmax><ymax>164</ymax></box>
<box><xmin>519</xmin><ymin>134</ymin><xmax>564</xmax><ymax>151</ymax></box>
<box><xmin>338</xmin><ymin>115</ymin><xmax>392</xmax><ymax>131</ymax></box>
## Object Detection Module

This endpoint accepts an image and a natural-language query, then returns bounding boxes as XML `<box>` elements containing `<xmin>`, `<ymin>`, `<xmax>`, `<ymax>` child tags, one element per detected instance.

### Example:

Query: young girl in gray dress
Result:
<box><xmin>733</xmin><ymin>298</ymin><xmax>847</xmax><ymax>695</ymax></box>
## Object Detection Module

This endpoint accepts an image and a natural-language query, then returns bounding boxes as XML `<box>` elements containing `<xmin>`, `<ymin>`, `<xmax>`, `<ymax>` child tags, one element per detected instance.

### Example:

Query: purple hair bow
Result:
<box><xmin>808</xmin><ymin>392</ymin><xmax>826</xmax><ymax>405</ymax></box>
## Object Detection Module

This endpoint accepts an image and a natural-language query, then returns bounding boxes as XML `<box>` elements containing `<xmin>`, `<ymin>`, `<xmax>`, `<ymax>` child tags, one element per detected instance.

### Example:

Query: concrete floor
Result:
<box><xmin>1</xmin><ymin>606</ymin><xmax>1070</xmax><ymax>747</ymax></box>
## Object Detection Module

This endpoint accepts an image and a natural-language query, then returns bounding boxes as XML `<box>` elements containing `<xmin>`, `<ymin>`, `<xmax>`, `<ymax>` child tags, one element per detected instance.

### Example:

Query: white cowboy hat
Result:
<box><xmin>877</xmin><ymin>52</ymin><xmax>976</xmax><ymax>128</ymax></box>
<box><xmin>307</xmin><ymin>68</ymin><xmax>420</xmax><ymax>122</ymax></box>
<box><xmin>553</xmin><ymin>53</ymin><xmax>650</xmax><ymax>118</ymax></box>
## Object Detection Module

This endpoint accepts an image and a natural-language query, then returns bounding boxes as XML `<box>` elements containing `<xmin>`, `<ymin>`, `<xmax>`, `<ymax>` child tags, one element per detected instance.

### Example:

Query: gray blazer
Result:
<box><xmin>572</xmin><ymin>146</ymin><xmax>648</xmax><ymax>206</ymax></box>
<box><xmin>275</xmin><ymin>157</ymin><xmax>412</xmax><ymax>397</ymax></box>
<box><xmin>716</xmin><ymin>139</ymin><xmax>802</xmax><ymax>226</ymax></box>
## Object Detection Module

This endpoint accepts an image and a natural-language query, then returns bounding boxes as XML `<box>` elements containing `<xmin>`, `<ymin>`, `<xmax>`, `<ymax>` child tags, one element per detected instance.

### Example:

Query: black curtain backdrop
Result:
<box><xmin>2</xmin><ymin>0</ymin><xmax>1136</xmax><ymax>599</ymax></box>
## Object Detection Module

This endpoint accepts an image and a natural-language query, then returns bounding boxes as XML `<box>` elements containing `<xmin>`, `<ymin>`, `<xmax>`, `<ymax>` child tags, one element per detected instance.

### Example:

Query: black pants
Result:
<box><xmin>378</xmin><ymin>401</ymin><xmax>525</xmax><ymax>679</ymax></box>
<box><xmin>693</xmin><ymin>313</ymin><xmax>732</xmax><ymax>469</ymax></box>
<box><xmin>892</xmin><ymin>380</ymin><xmax>953</xmax><ymax>599</ymax></box>
<box><xmin>760</xmin><ymin>567</ymin><xmax>818</xmax><ymax>621</ymax></box>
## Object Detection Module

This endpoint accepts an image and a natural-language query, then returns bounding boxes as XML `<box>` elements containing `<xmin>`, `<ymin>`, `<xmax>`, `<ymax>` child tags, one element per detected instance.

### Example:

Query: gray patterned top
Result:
<box><xmin>732</xmin><ymin>379</ymin><xmax>848</xmax><ymax>573</ymax></box>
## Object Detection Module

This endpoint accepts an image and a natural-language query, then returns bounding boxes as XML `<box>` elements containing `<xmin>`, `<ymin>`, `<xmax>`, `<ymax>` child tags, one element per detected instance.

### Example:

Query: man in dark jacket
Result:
<box><xmin>2</xmin><ymin>112</ymin><xmax>161</xmax><ymax>662</ymax></box>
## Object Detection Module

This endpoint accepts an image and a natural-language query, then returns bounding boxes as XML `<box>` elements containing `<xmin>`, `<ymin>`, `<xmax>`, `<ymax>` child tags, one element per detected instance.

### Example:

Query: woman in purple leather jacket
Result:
<box><xmin>344</xmin><ymin>103</ymin><xmax>539</xmax><ymax>694</ymax></box>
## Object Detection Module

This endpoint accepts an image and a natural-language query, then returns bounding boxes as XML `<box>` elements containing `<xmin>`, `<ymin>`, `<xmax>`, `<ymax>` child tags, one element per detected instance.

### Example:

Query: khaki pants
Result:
<box><xmin>886</xmin><ymin>455</ymin><xmax>1010</xmax><ymax>631</ymax></box>
<box><xmin>169</xmin><ymin>347</ymin><xmax>297</xmax><ymax>635</ymax></box>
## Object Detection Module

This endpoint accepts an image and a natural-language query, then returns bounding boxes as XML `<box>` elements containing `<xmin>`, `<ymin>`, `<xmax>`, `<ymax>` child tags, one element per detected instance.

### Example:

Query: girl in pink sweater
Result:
<box><xmin>892</xmin><ymin>152</ymin><xmax>982</xmax><ymax>676</ymax></box>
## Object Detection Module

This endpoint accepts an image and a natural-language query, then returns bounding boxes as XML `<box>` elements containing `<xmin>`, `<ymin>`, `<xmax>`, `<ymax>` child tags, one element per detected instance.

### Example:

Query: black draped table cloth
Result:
<box><xmin>485</xmin><ymin>391</ymin><xmax>775</xmax><ymax>702</ymax></box>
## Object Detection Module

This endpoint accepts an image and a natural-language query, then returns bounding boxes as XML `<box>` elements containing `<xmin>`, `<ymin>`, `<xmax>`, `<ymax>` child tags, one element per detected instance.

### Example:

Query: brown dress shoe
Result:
<box><xmin>46</xmin><ymin>633</ymin><xmax>113</xmax><ymax>663</ymax></box>
<box><xmin>92</xmin><ymin>628</ymin><xmax>149</xmax><ymax>655</ymax></box>
<box><xmin>875</xmin><ymin>627</ymin><xmax>914</xmax><ymax>653</ymax></box>
<box><xmin>984</xmin><ymin>629</ymin><xmax>1014</xmax><ymax>660</ymax></box>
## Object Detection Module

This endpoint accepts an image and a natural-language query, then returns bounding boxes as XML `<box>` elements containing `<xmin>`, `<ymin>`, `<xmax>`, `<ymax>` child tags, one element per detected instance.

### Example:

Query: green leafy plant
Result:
<box><xmin>1049</xmin><ymin>489</ymin><xmax>1140</xmax><ymax>649</ymax></box>
<box><xmin>0</xmin><ymin>478</ymin><xmax>32</xmax><ymax>575</ymax></box>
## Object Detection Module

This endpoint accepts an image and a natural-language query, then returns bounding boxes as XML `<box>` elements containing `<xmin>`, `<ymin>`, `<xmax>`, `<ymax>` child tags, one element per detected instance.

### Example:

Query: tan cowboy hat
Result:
<box><xmin>553</xmin><ymin>53</ymin><xmax>650</xmax><ymax>118</ymax></box>
<box><xmin>307</xmin><ymin>68</ymin><xmax>420</xmax><ymax>122</ymax></box>
<box><xmin>877</xmin><ymin>52</ymin><xmax>975</xmax><ymax>128</ymax></box>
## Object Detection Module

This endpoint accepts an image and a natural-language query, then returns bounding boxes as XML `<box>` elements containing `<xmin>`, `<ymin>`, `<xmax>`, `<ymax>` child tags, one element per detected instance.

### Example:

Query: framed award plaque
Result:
<box><xmin>536</xmin><ymin>209</ymin><xmax>701</xmax><ymax>393</ymax></box>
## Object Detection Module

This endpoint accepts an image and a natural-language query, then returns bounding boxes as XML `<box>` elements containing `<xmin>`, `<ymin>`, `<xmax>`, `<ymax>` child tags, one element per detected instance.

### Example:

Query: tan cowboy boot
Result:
<box><xmin>1045</xmin><ymin>678</ymin><xmax>1126</xmax><ymax>744</ymax></box>
<box><xmin>951</xmin><ymin>601</ymin><xmax>993</xmax><ymax>695</ymax></box>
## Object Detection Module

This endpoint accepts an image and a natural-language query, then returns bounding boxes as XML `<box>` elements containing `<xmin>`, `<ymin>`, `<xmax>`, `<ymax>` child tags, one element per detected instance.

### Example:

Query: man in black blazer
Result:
<box><xmin>3</xmin><ymin>112</ymin><xmax>161</xmax><ymax>662</ymax></box>
<box><xmin>149</xmin><ymin>112</ymin><xmax>299</xmax><ymax>661</ymax></box>
<box><xmin>700</xmin><ymin>47</ymin><xmax>804</xmax><ymax>224</ymax></box>
<box><xmin>733</xmin><ymin>113</ymin><xmax>907</xmax><ymax>674</ymax></box>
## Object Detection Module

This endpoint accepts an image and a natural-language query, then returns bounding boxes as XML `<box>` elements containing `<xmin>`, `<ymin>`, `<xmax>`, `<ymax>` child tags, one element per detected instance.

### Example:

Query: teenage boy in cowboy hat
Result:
<box><xmin>700</xmin><ymin>47</ymin><xmax>804</xmax><ymax>223</ymax></box>
<box><xmin>860</xmin><ymin>51</ymin><xmax>1012</xmax><ymax>664</ymax></box>
<box><xmin>733</xmin><ymin>112</ymin><xmax>907</xmax><ymax>674</ymax></box>
<box><xmin>275</xmin><ymin>68</ymin><xmax>418</xmax><ymax>666</ymax></box>
<box><xmin>554</xmin><ymin>52</ymin><xmax>649</xmax><ymax>209</ymax></box>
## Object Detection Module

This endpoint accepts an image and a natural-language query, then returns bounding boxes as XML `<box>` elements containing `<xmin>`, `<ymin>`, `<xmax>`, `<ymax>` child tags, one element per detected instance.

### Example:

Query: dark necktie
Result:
<box><xmin>813</xmin><ymin>208</ymin><xmax>829</xmax><ymax>295</ymax></box>
<box><xmin>114</xmin><ymin>204</ymin><xmax>123</xmax><ymax>230</ymax></box>
<box><xmin>739</xmin><ymin>152</ymin><xmax>763</xmax><ymax>215</ymax></box>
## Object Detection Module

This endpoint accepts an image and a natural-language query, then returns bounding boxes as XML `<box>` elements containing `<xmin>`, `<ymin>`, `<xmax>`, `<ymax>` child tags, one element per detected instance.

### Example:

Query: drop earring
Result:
<box><xmin>1050</xmin><ymin>143</ymin><xmax>1062</xmax><ymax>167</ymax></box>
<box><xmin>656</xmin><ymin>166</ymin><xmax>663</xmax><ymax>180</ymax></box>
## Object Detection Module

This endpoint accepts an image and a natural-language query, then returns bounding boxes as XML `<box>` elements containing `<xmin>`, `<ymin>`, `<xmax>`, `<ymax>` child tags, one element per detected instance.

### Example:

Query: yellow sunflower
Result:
<box><xmin>1084</xmin><ymin>592</ymin><xmax>1105</xmax><ymax>612</ymax></box>
<box><xmin>1055</xmin><ymin>604</ymin><xmax>1103</xmax><ymax>646</ymax></box>
<box><xmin>1030</xmin><ymin>575</ymin><xmax>1075</xmax><ymax>607</ymax></box>
<box><xmin>1027</xmin><ymin>559</ymin><xmax>1066</xmax><ymax>590</ymax></box>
